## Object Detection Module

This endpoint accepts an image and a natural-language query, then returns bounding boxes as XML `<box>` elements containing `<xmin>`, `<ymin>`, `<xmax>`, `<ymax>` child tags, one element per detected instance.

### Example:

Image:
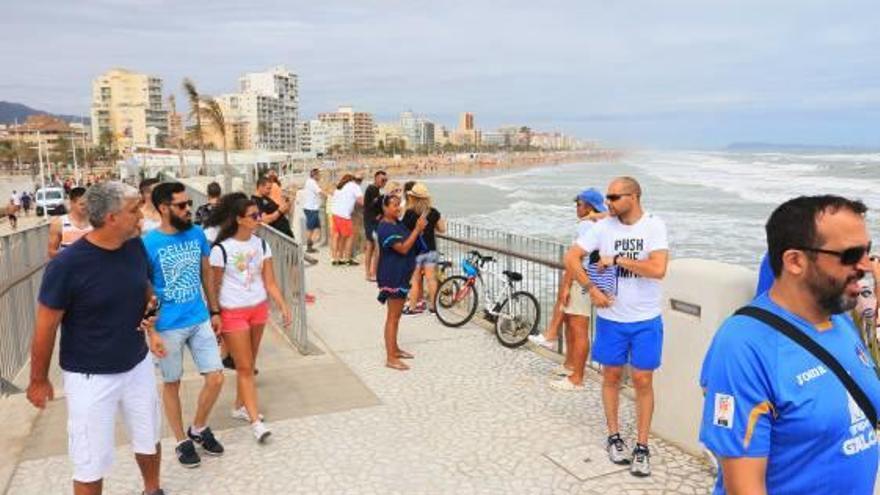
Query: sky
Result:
<box><xmin>2</xmin><ymin>0</ymin><xmax>879</xmax><ymax>148</ymax></box>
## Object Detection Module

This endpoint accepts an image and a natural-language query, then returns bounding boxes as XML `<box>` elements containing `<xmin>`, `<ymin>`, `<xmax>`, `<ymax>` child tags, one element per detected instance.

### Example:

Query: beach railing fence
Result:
<box><xmin>182</xmin><ymin>181</ymin><xmax>312</xmax><ymax>354</ymax></box>
<box><xmin>0</xmin><ymin>224</ymin><xmax>50</xmax><ymax>395</ymax></box>
<box><xmin>437</xmin><ymin>220</ymin><xmax>599</xmax><ymax>368</ymax></box>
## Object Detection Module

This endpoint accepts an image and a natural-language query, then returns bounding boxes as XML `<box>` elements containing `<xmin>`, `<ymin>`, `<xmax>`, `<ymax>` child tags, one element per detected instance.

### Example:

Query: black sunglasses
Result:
<box><xmin>168</xmin><ymin>199</ymin><xmax>193</xmax><ymax>209</ymax></box>
<box><xmin>605</xmin><ymin>193</ymin><xmax>633</xmax><ymax>202</ymax></box>
<box><xmin>796</xmin><ymin>242</ymin><xmax>872</xmax><ymax>266</ymax></box>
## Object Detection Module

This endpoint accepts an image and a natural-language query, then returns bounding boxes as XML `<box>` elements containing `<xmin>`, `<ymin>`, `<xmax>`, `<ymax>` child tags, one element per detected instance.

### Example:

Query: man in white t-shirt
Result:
<box><xmin>302</xmin><ymin>168</ymin><xmax>325</xmax><ymax>254</ymax></box>
<box><xmin>564</xmin><ymin>176</ymin><xmax>669</xmax><ymax>478</ymax></box>
<box><xmin>330</xmin><ymin>174</ymin><xmax>364</xmax><ymax>265</ymax></box>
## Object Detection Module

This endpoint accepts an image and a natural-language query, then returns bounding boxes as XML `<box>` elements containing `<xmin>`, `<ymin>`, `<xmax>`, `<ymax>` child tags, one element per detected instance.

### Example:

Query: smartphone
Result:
<box><xmin>144</xmin><ymin>299</ymin><xmax>162</xmax><ymax>319</ymax></box>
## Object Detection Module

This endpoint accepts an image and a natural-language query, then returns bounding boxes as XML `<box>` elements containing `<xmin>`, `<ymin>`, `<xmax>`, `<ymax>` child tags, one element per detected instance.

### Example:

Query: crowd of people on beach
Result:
<box><xmin>15</xmin><ymin>159</ymin><xmax>880</xmax><ymax>494</ymax></box>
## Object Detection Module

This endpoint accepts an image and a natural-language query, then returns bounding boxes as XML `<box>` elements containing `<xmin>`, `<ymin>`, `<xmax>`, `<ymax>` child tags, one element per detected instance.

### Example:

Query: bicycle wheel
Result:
<box><xmin>494</xmin><ymin>290</ymin><xmax>541</xmax><ymax>348</ymax></box>
<box><xmin>435</xmin><ymin>275</ymin><xmax>478</xmax><ymax>328</ymax></box>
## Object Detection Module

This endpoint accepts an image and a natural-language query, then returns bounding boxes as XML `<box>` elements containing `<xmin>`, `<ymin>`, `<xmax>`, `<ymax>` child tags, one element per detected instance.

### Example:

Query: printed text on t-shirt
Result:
<box><xmin>614</xmin><ymin>238</ymin><xmax>644</xmax><ymax>279</ymax></box>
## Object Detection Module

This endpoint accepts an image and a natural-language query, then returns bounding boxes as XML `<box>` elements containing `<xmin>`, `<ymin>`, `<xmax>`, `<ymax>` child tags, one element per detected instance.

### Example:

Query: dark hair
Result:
<box><xmin>150</xmin><ymin>182</ymin><xmax>185</xmax><ymax>210</ymax></box>
<box><xmin>69</xmin><ymin>187</ymin><xmax>87</xmax><ymax>201</ymax></box>
<box><xmin>310</xmin><ymin>168</ymin><xmax>320</xmax><ymax>177</ymax></box>
<box><xmin>207</xmin><ymin>182</ymin><xmax>221</xmax><ymax>198</ymax></box>
<box><xmin>374</xmin><ymin>170</ymin><xmax>387</xmax><ymax>178</ymax></box>
<box><xmin>766</xmin><ymin>195</ymin><xmax>868</xmax><ymax>277</ymax></box>
<box><xmin>257</xmin><ymin>176</ymin><xmax>271</xmax><ymax>188</ymax></box>
<box><xmin>337</xmin><ymin>173</ymin><xmax>354</xmax><ymax>190</ymax></box>
<box><xmin>403</xmin><ymin>181</ymin><xmax>416</xmax><ymax>193</ymax></box>
<box><xmin>204</xmin><ymin>192</ymin><xmax>248</xmax><ymax>229</ymax></box>
<box><xmin>215</xmin><ymin>197</ymin><xmax>258</xmax><ymax>245</ymax></box>
<box><xmin>139</xmin><ymin>178</ymin><xmax>159</xmax><ymax>195</ymax></box>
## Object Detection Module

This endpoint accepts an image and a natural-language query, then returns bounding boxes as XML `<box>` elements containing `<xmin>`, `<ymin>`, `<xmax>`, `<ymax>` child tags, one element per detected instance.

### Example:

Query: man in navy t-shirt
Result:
<box><xmin>700</xmin><ymin>195</ymin><xmax>880</xmax><ymax>494</ymax></box>
<box><xmin>26</xmin><ymin>182</ymin><xmax>165</xmax><ymax>495</ymax></box>
<box><xmin>143</xmin><ymin>182</ymin><xmax>225</xmax><ymax>468</ymax></box>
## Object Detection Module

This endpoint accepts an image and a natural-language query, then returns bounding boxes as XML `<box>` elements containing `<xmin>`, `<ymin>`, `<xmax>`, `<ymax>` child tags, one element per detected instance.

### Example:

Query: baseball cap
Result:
<box><xmin>574</xmin><ymin>188</ymin><xmax>607</xmax><ymax>212</ymax></box>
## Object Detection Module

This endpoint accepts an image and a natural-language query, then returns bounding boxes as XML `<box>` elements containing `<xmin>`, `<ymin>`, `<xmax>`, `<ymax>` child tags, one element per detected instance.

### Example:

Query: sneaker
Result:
<box><xmin>630</xmin><ymin>444</ymin><xmax>651</xmax><ymax>477</ymax></box>
<box><xmin>528</xmin><ymin>333</ymin><xmax>558</xmax><ymax>349</ymax></box>
<box><xmin>549</xmin><ymin>378</ymin><xmax>584</xmax><ymax>391</ymax></box>
<box><xmin>345</xmin><ymin>259</ymin><xmax>359</xmax><ymax>266</ymax></box>
<box><xmin>231</xmin><ymin>406</ymin><xmax>264</xmax><ymax>422</ymax></box>
<box><xmin>187</xmin><ymin>426</ymin><xmax>224</xmax><ymax>456</ymax></box>
<box><xmin>607</xmin><ymin>434</ymin><xmax>630</xmax><ymax>465</ymax></box>
<box><xmin>551</xmin><ymin>365</ymin><xmax>574</xmax><ymax>377</ymax></box>
<box><xmin>175</xmin><ymin>439</ymin><xmax>201</xmax><ymax>468</ymax></box>
<box><xmin>252</xmin><ymin>421</ymin><xmax>271</xmax><ymax>443</ymax></box>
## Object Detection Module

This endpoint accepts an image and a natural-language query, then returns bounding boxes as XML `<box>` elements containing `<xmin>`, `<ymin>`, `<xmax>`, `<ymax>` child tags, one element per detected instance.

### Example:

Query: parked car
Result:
<box><xmin>35</xmin><ymin>187</ymin><xmax>66</xmax><ymax>216</ymax></box>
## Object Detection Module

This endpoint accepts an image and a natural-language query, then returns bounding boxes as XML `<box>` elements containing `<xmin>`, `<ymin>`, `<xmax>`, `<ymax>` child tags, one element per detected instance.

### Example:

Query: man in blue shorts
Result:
<box><xmin>565</xmin><ymin>176</ymin><xmax>669</xmax><ymax>477</ymax></box>
<box><xmin>700</xmin><ymin>195</ymin><xmax>880</xmax><ymax>494</ymax></box>
<box><xmin>143</xmin><ymin>182</ymin><xmax>225</xmax><ymax>469</ymax></box>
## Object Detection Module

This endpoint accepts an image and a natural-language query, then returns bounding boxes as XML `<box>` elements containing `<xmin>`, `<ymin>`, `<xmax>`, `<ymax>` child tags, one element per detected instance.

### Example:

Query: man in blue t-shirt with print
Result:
<box><xmin>700</xmin><ymin>195</ymin><xmax>880</xmax><ymax>494</ymax></box>
<box><xmin>143</xmin><ymin>182</ymin><xmax>225</xmax><ymax>468</ymax></box>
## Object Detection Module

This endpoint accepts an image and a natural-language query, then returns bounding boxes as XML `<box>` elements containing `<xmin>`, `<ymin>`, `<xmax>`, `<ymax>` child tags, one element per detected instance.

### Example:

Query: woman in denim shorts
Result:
<box><xmin>401</xmin><ymin>183</ymin><xmax>446</xmax><ymax>315</ymax></box>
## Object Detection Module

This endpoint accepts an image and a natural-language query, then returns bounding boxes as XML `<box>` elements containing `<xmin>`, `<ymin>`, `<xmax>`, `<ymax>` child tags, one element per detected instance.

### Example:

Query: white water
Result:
<box><xmin>423</xmin><ymin>150</ymin><xmax>880</xmax><ymax>268</ymax></box>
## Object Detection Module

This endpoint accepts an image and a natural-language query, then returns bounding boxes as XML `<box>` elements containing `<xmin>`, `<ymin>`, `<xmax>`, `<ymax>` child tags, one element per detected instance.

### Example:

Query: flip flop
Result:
<box><xmin>397</xmin><ymin>350</ymin><xmax>415</xmax><ymax>359</ymax></box>
<box><xmin>385</xmin><ymin>361</ymin><xmax>410</xmax><ymax>371</ymax></box>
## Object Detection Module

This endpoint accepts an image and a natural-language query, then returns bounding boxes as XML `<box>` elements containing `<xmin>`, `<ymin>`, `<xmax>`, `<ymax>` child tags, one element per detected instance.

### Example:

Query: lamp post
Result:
<box><xmin>37</xmin><ymin>131</ymin><xmax>47</xmax><ymax>219</ymax></box>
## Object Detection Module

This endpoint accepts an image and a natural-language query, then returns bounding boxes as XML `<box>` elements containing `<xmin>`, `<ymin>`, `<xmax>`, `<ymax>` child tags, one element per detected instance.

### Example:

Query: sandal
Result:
<box><xmin>397</xmin><ymin>350</ymin><xmax>414</xmax><ymax>359</ymax></box>
<box><xmin>385</xmin><ymin>361</ymin><xmax>410</xmax><ymax>371</ymax></box>
<box><xmin>346</xmin><ymin>259</ymin><xmax>360</xmax><ymax>266</ymax></box>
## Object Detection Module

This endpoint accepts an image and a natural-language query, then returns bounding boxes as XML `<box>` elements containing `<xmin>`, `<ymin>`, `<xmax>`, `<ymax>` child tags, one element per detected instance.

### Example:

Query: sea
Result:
<box><xmin>423</xmin><ymin>150</ymin><xmax>880</xmax><ymax>269</ymax></box>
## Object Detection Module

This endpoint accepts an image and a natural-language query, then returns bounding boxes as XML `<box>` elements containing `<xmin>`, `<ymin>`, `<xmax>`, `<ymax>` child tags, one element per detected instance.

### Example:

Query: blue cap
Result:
<box><xmin>574</xmin><ymin>188</ymin><xmax>607</xmax><ymax>212</ymax></box>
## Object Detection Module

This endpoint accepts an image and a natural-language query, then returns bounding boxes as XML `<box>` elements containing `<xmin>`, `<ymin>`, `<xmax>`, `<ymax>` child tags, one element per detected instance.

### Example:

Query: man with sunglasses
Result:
<box><xmin>700</xmin><ymin>195</ymin><xmax>880</xmax><ymax>494</ymax></box>
<box><xmin>143</xmin><ymin>182</ymin><xmax>226</xmax><ymax>468</ymax></box>
<box><xmin>564</xmin><ymin>176</ymin><xmax>669</xmax><ymax>477</ymax></box>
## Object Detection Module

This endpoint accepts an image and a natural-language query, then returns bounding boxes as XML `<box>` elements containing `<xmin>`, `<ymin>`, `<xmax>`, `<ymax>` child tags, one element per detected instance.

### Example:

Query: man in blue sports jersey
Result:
<box><xmin>700</xmin><ymin>195</ymin><xmax>880</xmax><ymax>494</ymax></box>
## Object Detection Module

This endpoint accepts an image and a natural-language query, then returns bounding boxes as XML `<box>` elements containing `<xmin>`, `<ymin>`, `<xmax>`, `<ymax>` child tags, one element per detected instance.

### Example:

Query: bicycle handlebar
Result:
<box><xmin>467</xmin><ymin>250</ymin><xmax>495</xmax><ymax>264</ymax></box>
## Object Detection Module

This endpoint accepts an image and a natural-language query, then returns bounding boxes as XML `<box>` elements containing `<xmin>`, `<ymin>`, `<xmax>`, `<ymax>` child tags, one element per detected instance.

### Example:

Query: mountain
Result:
<box><xmin>0</xmin><ymin>101</ymin><xmax>89</xmax><ymax>124</ymax></box>
<box><xmin>726</xmin><ymin>142</ymin><xmax>874</xmax><ymax>153</ymax></box>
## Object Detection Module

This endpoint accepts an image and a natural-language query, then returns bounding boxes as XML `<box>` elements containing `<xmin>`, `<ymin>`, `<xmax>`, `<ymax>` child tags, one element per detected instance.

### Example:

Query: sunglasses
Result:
<box><xmin>169</xmin><ymin>199</ymin><xmax>193</xmax><ymax>209</ymax></box>
<box><xmin>605</xmin><ymin>193</ymin><xmax>633</xmax><ymax>202</ymax></box>
<box><xmin>796</xmin><ymin>242</ymin><xmax>872</xmax><ymax>266</ymax></box>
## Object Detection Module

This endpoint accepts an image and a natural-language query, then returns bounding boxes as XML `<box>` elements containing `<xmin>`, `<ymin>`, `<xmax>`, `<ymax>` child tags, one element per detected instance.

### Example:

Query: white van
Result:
<box><xmin>35</xmin><ymin>187</ymin><xmax>66</xmax><ymax>216</ymax></box>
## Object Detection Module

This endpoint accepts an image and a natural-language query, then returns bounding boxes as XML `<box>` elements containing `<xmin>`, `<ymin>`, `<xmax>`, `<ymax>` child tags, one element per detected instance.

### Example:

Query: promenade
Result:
<box><xmin>1</xmin><ymin>247</ymin><xmax>713</xmax><ymax>494</ymax></box>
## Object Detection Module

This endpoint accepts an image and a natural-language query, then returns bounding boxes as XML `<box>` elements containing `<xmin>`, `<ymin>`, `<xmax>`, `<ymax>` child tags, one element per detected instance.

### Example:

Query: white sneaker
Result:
<box><xmin>549</xmin><ymin>378</ymin><xmax>584</xmax><ymax>391</ymax></box>
<box><xmin>528</xmin><ymin>334</ymin><xmax>557</xmax><ymax>348</ymax></box>
<box><xmin>552</xmin><ymin>365</ymin><xmax>574</xmax><ymax>377</ymax></box>
<box><xmin>252</xmin><ymin>421</ymin><xmax>271</xmax><ymax>443</ymax></box>
<box><xmin>231</xmin><ymin>406</ymin><xmax>264</xmax><ymax>422</ymax></box>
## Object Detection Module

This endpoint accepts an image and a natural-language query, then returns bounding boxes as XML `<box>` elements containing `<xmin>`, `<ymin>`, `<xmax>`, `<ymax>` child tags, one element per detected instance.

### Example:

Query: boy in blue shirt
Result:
<box><xmin>143</xmin><ymin>182</ymin><xmax>226</xmax><ymax>468</ymax></box>
<box><xmin>700</xmin><ymin>195</ymin><xmax>880</xmax><ymax>494</ymax></box>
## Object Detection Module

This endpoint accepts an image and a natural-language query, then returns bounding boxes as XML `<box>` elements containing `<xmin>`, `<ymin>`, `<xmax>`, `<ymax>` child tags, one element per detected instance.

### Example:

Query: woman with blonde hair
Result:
<box><xmin>401</xmin><ymin>183</ymin><xmax>446</xmax><ymax>314</ymax></box>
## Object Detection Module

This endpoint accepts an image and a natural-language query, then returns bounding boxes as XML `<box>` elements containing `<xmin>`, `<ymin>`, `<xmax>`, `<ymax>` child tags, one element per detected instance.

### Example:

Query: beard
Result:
<box><xmin>805</xmin><ymin>262</ymin><xmax>864</xmax><ymax>315</ymax></box>
<box><xmin>170</xmin><ymin>214</ymin><xmax>192</xmax><ymax>231</ymax></box>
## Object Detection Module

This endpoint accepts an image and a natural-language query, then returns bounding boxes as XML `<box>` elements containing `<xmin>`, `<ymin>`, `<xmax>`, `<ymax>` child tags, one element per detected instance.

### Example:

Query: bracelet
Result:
<box><xmin>210</xmin><ymin>310</ymin><xmax>221</xmax><ymax>316</ymax></box>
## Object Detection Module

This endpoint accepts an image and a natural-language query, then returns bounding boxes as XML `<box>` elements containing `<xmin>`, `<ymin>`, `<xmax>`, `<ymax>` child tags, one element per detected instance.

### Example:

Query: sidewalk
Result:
<box><xmin>2</xmin><ymin>247</ymin><xmax>713</xmax><ymax>494</ymax></box>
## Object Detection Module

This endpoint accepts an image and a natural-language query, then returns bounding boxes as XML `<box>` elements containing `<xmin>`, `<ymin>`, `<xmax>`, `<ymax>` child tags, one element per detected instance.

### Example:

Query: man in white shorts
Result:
<box><xmin>27</xmin><ymin>182</ymin><xmax>165</xmax><ymax>495</ymax></box>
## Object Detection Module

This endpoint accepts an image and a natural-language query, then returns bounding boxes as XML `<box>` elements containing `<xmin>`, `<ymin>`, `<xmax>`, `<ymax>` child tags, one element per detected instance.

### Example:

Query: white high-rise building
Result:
<box><xmin>216</xmin><ymin>66</ymin><xmax>299</xmax><ymax>152</ymax></box>
<box><xmin>399</xmin><ymin>111</ymin><xmax>434</xmax><ymax>151</ymax></box>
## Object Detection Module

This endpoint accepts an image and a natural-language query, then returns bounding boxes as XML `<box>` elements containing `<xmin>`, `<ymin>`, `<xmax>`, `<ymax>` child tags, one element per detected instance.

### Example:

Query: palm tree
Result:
<box><xmin>201</xmin><ymin>97</ymin><xmax>233</xmax><ymax>192</ymax></box>
<box><xmin>182</xmin><ymin>78</ymin><xmax>207</xmax><ymax>176</ymax></box>
<box><xmin>168</xmin><ymin>94</ymin><xmax>186</xmax><ymax>177</ymax></box>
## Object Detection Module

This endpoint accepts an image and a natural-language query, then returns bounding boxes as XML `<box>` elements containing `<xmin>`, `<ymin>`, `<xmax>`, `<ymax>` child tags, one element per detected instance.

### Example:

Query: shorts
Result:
<box><xmin>304</xmin><ymin>209</ymin><xmax>321</xmax><ymax>230</ymax></box>
<box><xmin>155</xmin><ymin>320</ymin><xmax>223</xmax><ymax>383</ymax></box>
<box><xmin>221</xmin><ymin>301</ymin><xmax>270</xmax><ymax>333</ymax></box>
<box><xmin>62</xmin><ymin>355</ymin><xmax>162</xmax><ymax>483</ymax></box>
<box><xmin>332</xmin><ymin>215</ymin><xmax>353</xmax><ymax>237</ymax></box>
<box><xmin>592</xmin><ymin>315</ymin><xmax>663</xmax><ymax>370</ymax></box>
<box><xmin>414</xmin><ymin>250</ymin><xmax>440</xmax><ymax>268</ymax></box>
<box><xmin>563</xmin><ymin>281</ymin><xmax>592</xmax><ymax>317</ymax></box>
<box><xmin>364</xmin><ymin>222</ymin><xmax>377</xmax><ymax>243</ymax></box>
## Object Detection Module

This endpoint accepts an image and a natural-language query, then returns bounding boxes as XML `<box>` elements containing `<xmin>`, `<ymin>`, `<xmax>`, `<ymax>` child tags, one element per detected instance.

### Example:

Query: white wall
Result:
<box><xmin>653</xmin><ymin>258</ymin><xmax>756</xmax><ymax>455</ymax></box>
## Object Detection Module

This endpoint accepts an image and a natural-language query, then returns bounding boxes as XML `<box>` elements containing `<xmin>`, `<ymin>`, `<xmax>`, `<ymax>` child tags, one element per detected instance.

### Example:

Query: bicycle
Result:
<box><xmin>434</xmin><ymin>250</ymin><xmax>540</xmax><ymax>348</ymax></box>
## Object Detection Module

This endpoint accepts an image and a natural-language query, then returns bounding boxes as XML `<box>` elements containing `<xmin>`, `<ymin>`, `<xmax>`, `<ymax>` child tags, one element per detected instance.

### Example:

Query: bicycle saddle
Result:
<box><xmin>502</xmin><ymin>270</ymin><xmax>523</xmax><ymax>282</ymax></box>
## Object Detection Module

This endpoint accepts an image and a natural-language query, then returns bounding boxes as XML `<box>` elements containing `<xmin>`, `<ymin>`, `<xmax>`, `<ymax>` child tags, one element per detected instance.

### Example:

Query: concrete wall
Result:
<box><xmin>653</xmin><ymin>258</ymin><xmax>756</xmax><ymax>456</ymax></box>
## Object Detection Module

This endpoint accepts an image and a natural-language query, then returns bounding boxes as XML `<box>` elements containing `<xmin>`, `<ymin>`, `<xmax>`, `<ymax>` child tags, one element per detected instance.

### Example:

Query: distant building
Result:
<box><xmin>375</xmin><ymin>122</ymin><xmax>406</xmax><ymax>151</ymax></box>
<box><xmin>481</xmin><ymin>131</ymin><xmax>506</xmax><ymax>148</ymax></box>
<box><xmin>453</xmin><ymin>111</ymin><xmax>480</xmax><ymax>147</ymax></box>
<box><xmin>458</xmin><ymin>112</ymin><xmax>474</xmax><ymax>131</ymax></box>
<box><xmin>8</xmin><ymin>115</ymin><xmax>88</xmax><ymax>147</ymax></box>
<box><xmin>318</xmin><ymin>106</ymin><xmax>374</xmax><ymax>152</ymax></box>
<box><xmin>297</xmin><ymin>120</ymin><xmax>312</xmax><ymax>153</ymax></box>
<box><xmin>211</xmin><ymin>66</ymin><xmax>299</xmax><ymax>152</ymax></box>
<box><xmin>90</xmin><ymin>68</ymin><xmax>168</xmax><ymax>148</ymax></box>
<box><xmin>399</xmin><ymin>111</ymin><xmax>435</xmax><ymax>151</ymax></box>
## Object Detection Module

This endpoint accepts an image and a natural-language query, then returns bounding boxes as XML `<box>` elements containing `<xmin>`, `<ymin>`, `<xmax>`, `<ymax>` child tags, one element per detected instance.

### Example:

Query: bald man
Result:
<box><xmin>564</xmin><ymin>176</ymin><xmax>669</xmax><ymax>477</ymax></box>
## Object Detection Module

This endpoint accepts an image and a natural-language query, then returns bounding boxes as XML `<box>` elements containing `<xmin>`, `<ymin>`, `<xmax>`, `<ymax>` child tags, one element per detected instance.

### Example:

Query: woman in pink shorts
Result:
<box><xmin>210</xmin><ymin>197</ymin><xmax>291</xmax><ymax>443</ymax></box>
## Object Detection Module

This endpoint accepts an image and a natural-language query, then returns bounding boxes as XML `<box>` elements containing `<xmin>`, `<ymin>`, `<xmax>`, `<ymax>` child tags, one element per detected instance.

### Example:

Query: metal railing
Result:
<box><xmin>1</xmin><ymin>224</ymin><xmax>50</xmax><ymax>394</ymax></box>
<box><xmin>437</xmin><ymin>221</ymin><xmax>599</xmax><ymax>367</ymax></box>
<box><xmin>182</xmin><ymin>180</ymin><xmax>312</xmax><ymax>354</ymax></box>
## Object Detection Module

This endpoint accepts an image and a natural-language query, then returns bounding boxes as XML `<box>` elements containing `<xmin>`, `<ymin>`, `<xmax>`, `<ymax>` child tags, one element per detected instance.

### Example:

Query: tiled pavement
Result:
<box><xmin>4</xmin><ymin>249</ymin><xmax>715</xmax><ymax>494</ymax></box>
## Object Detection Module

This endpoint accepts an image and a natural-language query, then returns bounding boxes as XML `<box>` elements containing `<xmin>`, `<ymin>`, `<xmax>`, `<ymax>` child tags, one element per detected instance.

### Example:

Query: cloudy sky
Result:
<box><xmin>3</xmin><ymin>0</ymin><xmax>878</xmax><ymax>148</ymax></box>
